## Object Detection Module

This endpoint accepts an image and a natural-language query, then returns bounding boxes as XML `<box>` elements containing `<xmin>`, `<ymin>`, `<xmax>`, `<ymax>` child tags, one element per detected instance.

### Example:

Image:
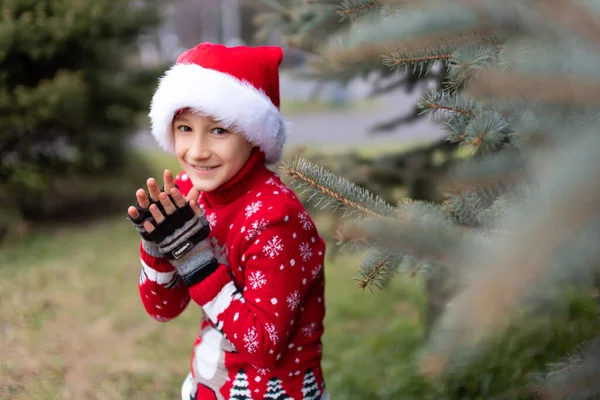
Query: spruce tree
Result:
<box><xmin>301</xmin><ymin>369</ymin><xmax>320</xmax><ymax>400</ymax></box>
<box><xmin>0</xmin><ymin>0</ymin><xmax>162</xmax><ymax>224</ymax></box>
<box><xmin>264</xmin><ymin>376</ymin><xmax>293</xmax><ymax>400</ymax></box>
<box><xmin>257</xmin><ymin>0</ymin><xmax>600</xmax><ymax>398</ymax></box>
<box><xmin>230</xmin><ymin>369</ymin><xmax>252</xmax><ymax>399</ymax></box>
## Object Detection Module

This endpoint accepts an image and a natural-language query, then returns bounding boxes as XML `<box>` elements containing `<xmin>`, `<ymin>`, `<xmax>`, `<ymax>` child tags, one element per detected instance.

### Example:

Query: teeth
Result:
<box><xmin>196</xmin><ymin>166</ymin><xmax>215</xmax><ymax>171</ymax></box>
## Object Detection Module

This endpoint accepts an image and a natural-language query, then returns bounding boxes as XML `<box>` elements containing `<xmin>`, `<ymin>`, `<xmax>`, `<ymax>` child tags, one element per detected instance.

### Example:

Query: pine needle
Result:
<box><xmin>280</xmin><ymin>157</ymin><xmax>396</xmax><ymax>218</ymax></box>
<box><xmin>531</xmin><ymin>337</ymin><xmax>600</xmax><ymax>399</ymax></box>
<box><xmin>356</xmin><ymin>249</ymin><xmax>401</xmax><ymax>290</ymax></box>
<box><xmin>446</xmin><ymin>42</ymin><xmax>501</xmax><ymax>89</ymax></box>
<box><xmin>382</xmin><ymin>50</ymin><xmax>452</xmax><ymax>77</ymax></box>
<box><xmin>441</xmin><ymin>185</ymin><xmax>504</xmax><ymax>228</ymax></box>
<box><xmin>338</xmin><ymin>0</ymin><xmax>386</xmax><ymax>21</ymax></box>
<box><xmin>418</xmin><ymin>90</ymin><xmax>480</xmax><ymax>117</ymax></box>
<box><xmin>327</xmin><ymin>27</ymin><xmax>497</xmax><ymax>66</ymax></box>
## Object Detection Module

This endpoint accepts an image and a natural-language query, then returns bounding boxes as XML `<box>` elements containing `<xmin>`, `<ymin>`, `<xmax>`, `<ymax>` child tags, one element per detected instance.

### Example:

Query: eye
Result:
<box><xmin>176</xmin><ymin>125</ymin><xmax>192</xmax><ymax>133</ymax></box>
<box><xmin>212</xmin><ymin>127</ymin><xmax>229</xmax><ymax>135</ymax></box>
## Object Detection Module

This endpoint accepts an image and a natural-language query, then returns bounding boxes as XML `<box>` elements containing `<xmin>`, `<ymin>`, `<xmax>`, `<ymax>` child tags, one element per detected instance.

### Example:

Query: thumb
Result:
<box><xmin>186</xmin><ymin>187</ymin><xmax>203</xmax><ymax>217</ymax></box>
<box><xmin>186</xmin><ymin>187</ymin><xmax>200</xmax><ymax>203</ymax></box>
<box><xmin>190</xmin><ymin>200</ymin><xmax>203</xmax><ymax>217</ymax></box>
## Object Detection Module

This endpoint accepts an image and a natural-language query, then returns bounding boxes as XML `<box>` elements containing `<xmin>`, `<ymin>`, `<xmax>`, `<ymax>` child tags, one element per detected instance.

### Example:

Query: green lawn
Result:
<box><xmin>0</xmin><ymin>151</ymin><xmax>426</xmax><ymax>400</ymax></box>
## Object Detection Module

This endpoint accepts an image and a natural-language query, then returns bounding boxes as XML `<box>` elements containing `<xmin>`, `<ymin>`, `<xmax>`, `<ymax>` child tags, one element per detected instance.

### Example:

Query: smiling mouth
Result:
<box><xmin>191</xmin><ymin>164</ymin><xmax>220</xmax><ymax>171</ymax></box>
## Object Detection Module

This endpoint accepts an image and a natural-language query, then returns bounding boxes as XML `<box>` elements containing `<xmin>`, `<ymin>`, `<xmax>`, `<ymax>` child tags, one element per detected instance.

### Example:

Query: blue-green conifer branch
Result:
<box><xmin>256</xmin><ymin>0</ymin><xmax>600</xmax><ymax>395</ymax></box>
<box><xmin>280</xmin><ymin>157</ymin><xmax>396</xmax><ymax>218</ymax></box>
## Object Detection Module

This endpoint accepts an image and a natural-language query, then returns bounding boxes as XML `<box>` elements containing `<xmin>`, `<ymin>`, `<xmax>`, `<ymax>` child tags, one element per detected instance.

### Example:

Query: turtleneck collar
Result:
<box><xmin>203</xmin><ymin>148</ymin><xmax>272</xmax><ymax>206</ymax></box>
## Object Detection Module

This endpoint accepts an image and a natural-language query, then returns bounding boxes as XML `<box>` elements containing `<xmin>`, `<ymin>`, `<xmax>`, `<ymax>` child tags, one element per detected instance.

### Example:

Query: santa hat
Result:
<box><xmin>149</xmin><ymin>42</ymin><xmax>286</xmax><ymax>164</ymax></box>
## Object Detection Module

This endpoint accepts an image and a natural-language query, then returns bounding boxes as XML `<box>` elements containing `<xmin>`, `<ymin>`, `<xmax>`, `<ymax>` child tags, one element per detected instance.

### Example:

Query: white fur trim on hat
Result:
<box><xmin>149</xmin><ymin>63</ymin><xmax>286</xmax><ymax>164</ymax></box>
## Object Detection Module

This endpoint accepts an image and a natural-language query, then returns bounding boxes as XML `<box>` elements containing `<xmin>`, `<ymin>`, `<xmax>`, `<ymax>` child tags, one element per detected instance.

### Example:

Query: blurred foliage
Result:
<box><xmin>0</xmin><ymin>0</ymin><xmax>165</xmax><ymax>241</ymax></box>
<box><xmin>252</xmin><ymin>0</ymin><xmax>463</xmax><ymax>205</ymax></box>
<box><xmin>259</xmin><ymin>0</ymin><xmax>600</xmax><ymax>397</ymax></box>
<box><xmin>300</xmin><ymin>139</ymin><xmax>461</xmax><ymax>205</ymax></box>
<box><xmin>252</xmin><ymin>0</ymin><xmax>451</xmax><ymax>131</ymax></box>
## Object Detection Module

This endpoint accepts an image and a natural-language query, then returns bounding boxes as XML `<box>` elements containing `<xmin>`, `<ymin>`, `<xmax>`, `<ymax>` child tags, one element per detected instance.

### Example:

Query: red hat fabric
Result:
<box><xmin>149</xmin><ymin>42</ymin><xmax>286</xmax><ymax>164</ymax></box>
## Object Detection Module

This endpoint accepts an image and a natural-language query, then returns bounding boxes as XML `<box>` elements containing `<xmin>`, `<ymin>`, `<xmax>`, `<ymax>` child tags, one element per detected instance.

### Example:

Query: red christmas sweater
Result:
<box><xmin>137</xmin><ymin>150</ymin><xmax>327</xmax><ymax>400</ymax></box>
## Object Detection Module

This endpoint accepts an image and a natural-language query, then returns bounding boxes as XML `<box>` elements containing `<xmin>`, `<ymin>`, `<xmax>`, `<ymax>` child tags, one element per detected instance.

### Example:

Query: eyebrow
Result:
<box><xmin>173</xmin><ymin>116</ymin><xmax>190</xmax><ymax>123</ymax></box>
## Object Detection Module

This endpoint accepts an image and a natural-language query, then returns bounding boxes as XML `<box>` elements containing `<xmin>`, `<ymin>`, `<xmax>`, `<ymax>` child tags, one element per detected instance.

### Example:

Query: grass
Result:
<box><xmin>0</xmin><ymin>151</ymin><xmax>426</xmax><ymax>400</ymax></box>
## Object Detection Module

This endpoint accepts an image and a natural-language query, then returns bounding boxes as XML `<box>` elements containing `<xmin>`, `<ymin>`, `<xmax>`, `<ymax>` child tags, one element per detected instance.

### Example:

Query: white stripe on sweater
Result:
<box><xmin>141</xmin><ymin>258</ymin><xmax>177</xmax><ymax>285</ymax></box>
<box><xmin>203</xmin><ymin>281</ymin><xmax>237</xmax><ymax>321</ymax></box>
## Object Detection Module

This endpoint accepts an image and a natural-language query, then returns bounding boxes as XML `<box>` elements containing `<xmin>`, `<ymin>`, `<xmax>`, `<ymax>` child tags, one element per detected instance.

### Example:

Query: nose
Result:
<box><xmin>187</xmin><ymin>131</ymin><xmax>211</xmax><ymax>160</ymax></box>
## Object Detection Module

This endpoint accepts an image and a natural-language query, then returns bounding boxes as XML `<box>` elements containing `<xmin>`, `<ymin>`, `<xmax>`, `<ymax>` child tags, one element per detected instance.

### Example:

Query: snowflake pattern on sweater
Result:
<box><xmin>137</xmin><ymin>150</ymin><xmax>327</xmax><ymax>400</ymax></box>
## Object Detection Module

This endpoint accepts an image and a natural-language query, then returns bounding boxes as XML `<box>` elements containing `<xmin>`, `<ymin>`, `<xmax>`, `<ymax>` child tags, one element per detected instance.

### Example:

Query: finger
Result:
<box><xmin>169</xmin><ymin>187</ymin><xmax>187</xmax><ymax>208</ymax></box>
<box><xmin>189</xmin><ymin>199</ymin><xmax>204</xmax><ymax>217</ymax></box>
<box><xmin>136</xmin><ymin>189</ymin><xmax>150</xmax><ymax>209</ymax></box>
<box><xmin>186</xmin><ymin>187</ymin><xmax>200</xmax><ymax>203</ymax></box>
<box><xmin>128</xmin><ymin>206</ymin><xmax>139</xmax><ymax>219</ymax></box>
<box><xmin>159</xmin><ymin>192</ymin><xmax>176</xmax><ymax>215</ymax></box>
<box><xmin>149</xmin><ymin>203</ymin><xmax>165</xmax><ymax>224</ymax></box>
<box><xmin>143</xmin><ymin>220</ymin><xmax>155</xmax><ymax>233</ymax></box>
<box><xmin>186</xmin><ymin>188</ymin><xmax>203</xmax><ymax>217</ymax></box>
<box><xmin>147</xmin><ymin>178</ymin><xmax>160</xmax><ymax>201</ymax></box>
<box><xmin>164</xmin><ymin>169</ymin><xmax>175</xmax><ymax>192</ymax></box>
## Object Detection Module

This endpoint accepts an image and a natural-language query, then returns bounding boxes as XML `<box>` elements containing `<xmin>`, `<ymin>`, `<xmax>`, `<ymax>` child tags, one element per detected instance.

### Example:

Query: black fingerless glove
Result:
<box><xmin>128</xmin><ymin>190</ymin><xmax>218</xmax><ymax>286</ymax></box>
<box><xmin>128</xmin><ymin>188</ymin><xmax>174</xmax><ymax>258</ymax></box>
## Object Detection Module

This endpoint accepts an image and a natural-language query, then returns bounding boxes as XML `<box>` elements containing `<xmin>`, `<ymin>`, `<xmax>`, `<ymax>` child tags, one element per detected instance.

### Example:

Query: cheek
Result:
<box><xmin>226</xmin><ymin>141</ymin><xmax>252</xmax><ymax>169</ymax></box>
<box><xmin>174</xmin><ymin>135</ymin><xmax>189</xmax><ymax>158</ymax></box>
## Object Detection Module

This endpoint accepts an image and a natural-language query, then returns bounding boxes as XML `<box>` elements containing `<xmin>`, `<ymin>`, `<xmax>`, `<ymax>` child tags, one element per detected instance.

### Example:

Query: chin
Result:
<box><xmin>192</xmin><ymin>182</ymin><xmax>217</xmax><ymax>193</ymax></box>
<box><xmin>189</xmin><ymin>178</ymin><xmax>222</xmax><ymax>193</ymax></box>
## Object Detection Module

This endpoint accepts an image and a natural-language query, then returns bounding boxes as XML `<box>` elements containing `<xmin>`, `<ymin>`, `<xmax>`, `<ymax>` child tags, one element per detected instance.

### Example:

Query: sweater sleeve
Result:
<box><xmin>137</xmin><ymin>171</ymin><xmax>194</xmax><ymax>322</ymax></box>
<box><xmin>187</xmin><ymin>203</ymin><xmax>325</xmax><ymax>369</ymax></box>
<box><xmin>138</xmin><ymin>242</ymin><xmax>191</xmax><ymax>322</ymax></box>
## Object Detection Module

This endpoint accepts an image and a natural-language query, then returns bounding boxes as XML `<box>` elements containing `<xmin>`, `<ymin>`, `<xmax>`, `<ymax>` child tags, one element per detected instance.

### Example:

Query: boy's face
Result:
<box><xmin>173</xmin><ymin>109</ymin><xmax>254</xmax><ymax>192</ymax></box>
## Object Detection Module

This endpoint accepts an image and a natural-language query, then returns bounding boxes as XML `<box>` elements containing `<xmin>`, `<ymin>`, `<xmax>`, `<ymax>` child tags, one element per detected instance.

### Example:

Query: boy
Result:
<box><xmin>127</xmin><ymin>43</ymin><xmax>328</xmax><ymax>400</ymax></box>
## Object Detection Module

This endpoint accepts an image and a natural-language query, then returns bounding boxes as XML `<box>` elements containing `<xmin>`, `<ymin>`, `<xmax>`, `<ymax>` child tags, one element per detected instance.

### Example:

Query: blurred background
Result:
<box><xmin>0</xmin><ymin>1</ymin><xmax>456</xmax><ymax>399</ymax></box>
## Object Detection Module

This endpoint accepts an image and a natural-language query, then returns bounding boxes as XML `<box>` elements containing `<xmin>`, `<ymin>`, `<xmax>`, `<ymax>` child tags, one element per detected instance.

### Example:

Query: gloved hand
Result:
<box><xmin>127</xmin><ymin>183</ymin><xmax>174</xmax><ymax>257</ymax></box>
<box><xmin>127</xmin><ymin>170</ymin><xmax>218</xmax><ymax>286</ymax></box>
